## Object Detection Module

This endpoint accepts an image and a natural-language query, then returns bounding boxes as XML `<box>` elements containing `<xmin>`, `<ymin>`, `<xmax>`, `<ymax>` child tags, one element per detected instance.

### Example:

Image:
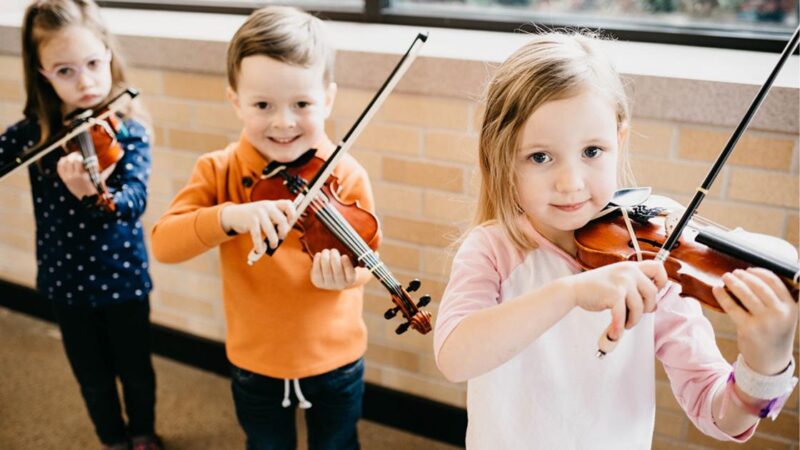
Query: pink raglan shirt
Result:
<box><xmin>434</xmin><ymin>217</ymin><xmax>795</xmax><ymax>449</ymax></box>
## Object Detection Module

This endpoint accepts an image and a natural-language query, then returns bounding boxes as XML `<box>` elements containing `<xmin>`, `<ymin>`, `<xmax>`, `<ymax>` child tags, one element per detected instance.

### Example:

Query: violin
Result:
<box><xmin>575</xmin><ymin>200</ymin><xmax>799</xmax><ymax>313</ymax></box>
<box><xmin>0</xmin><ymin>88</ymin><xmax>137</xmax><ymax>192</ymax></box>
<box><xmin>578</xmin><ymin>26</ymin><xmax>800</xmax><ymax>356</ymax></box>
<box><xmin>245</xmin><ymin>33</ymin><xmax>433</xmax><ymax>335</ymax></box>
<box><xmin>250</xmin><ymin>149</ymin><xmax>433</xmax><ymax>335</ymax></box>
<box><xmin>62</xmin><ymin>107</ymin><xmax>125</xmax><ymax>211</ymax></box>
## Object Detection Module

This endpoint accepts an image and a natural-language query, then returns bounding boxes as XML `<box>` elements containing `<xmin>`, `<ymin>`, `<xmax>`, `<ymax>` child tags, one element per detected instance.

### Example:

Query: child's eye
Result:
<box><xmin>86</xmin><ymin>59</ymin><xmax>101</xmax><ymax>69</ymax></box>
<box><xmin>296</xmin><ymin>101</ymin><xmax>311</xmax><ymax>108</ymax></box>
<box><xmin>583</xmin><ymin>146</ymin><xmax>604</xmax><ymax>159</ymax></box>
<box><xmin>529</xmin><ymin>152</ymin><xmax>552</xmax><ymax>164</ymax></box>
<box><xmin>254</xmin><ymin>102</ymin><xmax>269</xmax><ymax>110</ymax></box>
<box><xmin>56</xmin><ymin>66</ymin><xmax>75</xmax><ymax>78</ymax></box>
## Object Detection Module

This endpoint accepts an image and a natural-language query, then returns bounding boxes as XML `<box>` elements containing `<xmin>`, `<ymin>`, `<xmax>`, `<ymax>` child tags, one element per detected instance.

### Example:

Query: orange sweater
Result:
<box><xmin>151</xmin><ymin>134</ymin><xmax>376</xmax><ymax>379</ymax></box>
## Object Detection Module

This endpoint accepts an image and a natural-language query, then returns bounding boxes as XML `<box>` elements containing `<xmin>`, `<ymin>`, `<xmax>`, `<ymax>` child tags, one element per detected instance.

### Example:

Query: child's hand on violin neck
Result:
<box><xmin>221</xmin><ymin>200</ymin><xmax>297</xmax><ymax>253</ymax></box>
<box><xmin>56</xmin><ymin>152</ymin><xmax>115</xmax><ymax>200</ymax></box>
<box><xmin>568</xmin><ymin>260</ymin><xmax>668</xmax><ymax>352</ymax></box>
<box><xmin>713</xmin><ymin>267</ymin><xmax>798</xmax><ymax>376</ymax></box>
<box><xmin>310</xmin><ymin>248</ymin><xmax>358</xmax><ymax>291</ymax></box>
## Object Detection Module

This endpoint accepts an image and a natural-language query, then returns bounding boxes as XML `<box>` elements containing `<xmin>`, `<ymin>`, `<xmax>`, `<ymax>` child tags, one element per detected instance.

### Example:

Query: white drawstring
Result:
<box><xmin>281</xmin><ymin>378</ymin><xmax>313</xmax><ymax>409</ymax></box>
<box><xmin>293</xmin><ymin>378</ymin><xmax>312</xmax><ymax>409</ymax></box>
<box><xmin>281</xmin><ymin>379</ymin><xmax>291</xmax><ymax>408</ymax></box>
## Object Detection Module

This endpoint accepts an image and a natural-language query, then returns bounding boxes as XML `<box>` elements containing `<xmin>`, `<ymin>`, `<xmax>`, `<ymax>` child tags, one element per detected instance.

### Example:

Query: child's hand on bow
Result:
<box><xmin>713</xmin><ymin>267</ymin><xmax>798</xmax><ymax>375</ymax></box>
<box><xmin>567</xmin><ymin>260</ymin><xmax>668</xmax><ymax>354</ymax></box>
<box><xmin>310</xmin><ymin>248</ymin><xmax>358</xmax><ymax>291</ymax></box>
<box><xmin>56</xmin><ymin>152</ymin><xmax>116</xmax><ymax>199</ymax></box>
<box><xmin>221</xmin><ymin>200</ymin><xmax>296</xmax><ymax>254</ymax></box>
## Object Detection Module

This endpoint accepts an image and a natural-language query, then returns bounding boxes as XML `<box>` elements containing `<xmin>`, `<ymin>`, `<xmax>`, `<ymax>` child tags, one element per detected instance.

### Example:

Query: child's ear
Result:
<box><xmin>226</xmin><ymin>86</ymin><xmax>244</xmax><ymax>120</ymax></box>
<box><xmin>323</xmin><ymin>82</ymin><xmax>338</xmax><ymax>119</ymax></box>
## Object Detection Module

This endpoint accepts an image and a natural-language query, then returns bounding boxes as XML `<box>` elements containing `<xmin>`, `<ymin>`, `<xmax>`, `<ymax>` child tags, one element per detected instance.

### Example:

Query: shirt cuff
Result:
<box><xmin>709</xmin><ymin>378</ymin><xmax>758</xmax><ymax>442</ymax></box>
<box><xmin>195</xmin><ymin>202</ymin><xmax>236</xmax><ymax>248</ymax></box>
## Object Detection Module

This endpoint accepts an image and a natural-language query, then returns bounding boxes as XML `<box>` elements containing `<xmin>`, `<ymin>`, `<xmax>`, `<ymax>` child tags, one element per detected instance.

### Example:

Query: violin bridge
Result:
<box><xmin>664</xmin><ymin>211</ymin><xmax>682</xmax><ymax>238</ymax></box>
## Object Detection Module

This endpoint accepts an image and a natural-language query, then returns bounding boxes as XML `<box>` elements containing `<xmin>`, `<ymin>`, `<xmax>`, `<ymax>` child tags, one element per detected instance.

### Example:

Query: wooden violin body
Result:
<box><xmin>575</xmin><ymin>203</ymin><xmax>799</xmax><ymax>312</ymax></box>
<box><xmin>250</xmin><ymin>152</ymin><xmax>380</xmax><ymax>260</ymax></box>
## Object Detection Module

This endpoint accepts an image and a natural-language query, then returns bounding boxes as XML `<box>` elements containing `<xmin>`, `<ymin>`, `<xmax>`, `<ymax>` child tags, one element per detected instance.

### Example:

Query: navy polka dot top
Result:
<box><xmin>0</xmin><ymin>117</ymin><xmax>153</xmax><ymax>307</ymax></box>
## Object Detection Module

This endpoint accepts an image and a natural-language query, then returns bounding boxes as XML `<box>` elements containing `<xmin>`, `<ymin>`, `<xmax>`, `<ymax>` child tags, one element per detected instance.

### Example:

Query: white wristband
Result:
<box><xmin>734</xmin><ymin>354</ymin><xmax>798</xmax><ymax>400</ymax></box>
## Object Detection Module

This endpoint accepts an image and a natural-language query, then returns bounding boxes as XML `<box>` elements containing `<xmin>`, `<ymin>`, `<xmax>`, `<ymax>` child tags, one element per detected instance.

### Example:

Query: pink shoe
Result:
<box><xmin>131</xmin><ymin>434</ymin><xmax>163</xmax><ymax>450</ymax></box>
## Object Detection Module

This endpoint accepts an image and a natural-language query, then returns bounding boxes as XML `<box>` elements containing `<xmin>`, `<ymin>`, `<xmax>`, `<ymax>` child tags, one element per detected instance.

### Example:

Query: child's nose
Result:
<box><xmin>76</xmin><ymin>70</ymin><xmax>93</xmax><ymax>89</ymax></box>
<box><xmin>555</xmin><ymin>165</ymin><xmax>585</xmax><ymax>193</ymax></box>
<box><xmin>272</xmin><ymin>108</ymin><xmax>297</xmax><ymax>129</ymax></box>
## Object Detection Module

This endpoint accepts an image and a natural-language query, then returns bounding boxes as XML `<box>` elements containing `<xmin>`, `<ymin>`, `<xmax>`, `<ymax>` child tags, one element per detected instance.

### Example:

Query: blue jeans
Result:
<box><xmin>231</xmin><ymin>357</ymin><xmax>364</xmax><ymax>450</ymax></box>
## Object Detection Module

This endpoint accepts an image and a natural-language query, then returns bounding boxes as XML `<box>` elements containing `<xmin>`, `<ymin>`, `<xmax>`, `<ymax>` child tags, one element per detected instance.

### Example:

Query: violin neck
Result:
<box><xmin>695</xmin><ymin>228</ymin><xmax>799</xmax><ymax>282</ymax></box>
<box><xmin>75</xmin><ymin>131</ymin><xmax>103</xmax><ymax>187</ymax></box>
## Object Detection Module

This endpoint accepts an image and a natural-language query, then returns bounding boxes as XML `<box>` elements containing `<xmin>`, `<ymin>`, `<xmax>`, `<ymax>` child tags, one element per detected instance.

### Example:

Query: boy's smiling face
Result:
<box><xmin>227</xmin><ymin>55</ymin><xmax>336</xmax><ymax>162</ymax></box>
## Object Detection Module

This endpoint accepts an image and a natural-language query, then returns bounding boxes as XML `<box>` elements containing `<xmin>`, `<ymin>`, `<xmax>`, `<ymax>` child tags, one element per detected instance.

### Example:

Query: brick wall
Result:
<box><xmin>0</xmin><ymin>52</ymin><xmax>797</xmax><ymax>449</ymax></box>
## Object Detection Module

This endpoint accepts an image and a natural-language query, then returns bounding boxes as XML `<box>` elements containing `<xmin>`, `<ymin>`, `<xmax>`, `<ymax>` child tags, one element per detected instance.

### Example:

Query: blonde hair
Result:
<box><xmin>21</xmin><ymin>0</ymin><xmax>150</xmax><ymax>145</ymax></box>
<box><xmin>226</xmin><ymin>6</ymin><xmax>334</xmax><ymax>91</ymax></box>
<box><xmin>476</xmin><ymin>31</ymin><xmax>633</xmax><ymax>251</ymax></box>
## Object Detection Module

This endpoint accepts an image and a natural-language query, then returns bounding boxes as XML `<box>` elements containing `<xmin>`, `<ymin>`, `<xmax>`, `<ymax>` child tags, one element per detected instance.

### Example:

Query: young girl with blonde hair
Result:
<box><xmin>1</xmin><ymin>1</ymin><xmax>159</xmax><ymax>448</ymax></box>
<box><xmin>434</xmin><ymin>31</ymin><xmax>798</xmax><ymax>449</ymax></box>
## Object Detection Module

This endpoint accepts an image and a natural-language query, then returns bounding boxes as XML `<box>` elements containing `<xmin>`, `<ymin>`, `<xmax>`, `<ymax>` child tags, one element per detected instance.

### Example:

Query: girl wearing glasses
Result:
<box><xmin>1</xmin><ymin>1</ymin><xmax>159</xmax><ymax>449</ymax></box>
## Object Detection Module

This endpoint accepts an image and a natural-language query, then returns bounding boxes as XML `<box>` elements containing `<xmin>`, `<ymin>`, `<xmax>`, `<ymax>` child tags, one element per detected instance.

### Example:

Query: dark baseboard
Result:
<box><xmin>0</xmin><ymin>279</ymin><xmax>467</xmax><ymax>446</ymax></box>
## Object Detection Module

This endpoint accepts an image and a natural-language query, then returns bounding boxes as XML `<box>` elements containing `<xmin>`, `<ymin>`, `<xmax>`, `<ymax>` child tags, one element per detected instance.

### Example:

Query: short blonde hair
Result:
<box><xmin>226</xmin><ymin>6</ymin><xmax>334</xmax><ymax>91</ymax></box>
<box><xmin>476</xmin><ymin>31</ymin><xmax>632</xmax><ymax>251</ymax></box>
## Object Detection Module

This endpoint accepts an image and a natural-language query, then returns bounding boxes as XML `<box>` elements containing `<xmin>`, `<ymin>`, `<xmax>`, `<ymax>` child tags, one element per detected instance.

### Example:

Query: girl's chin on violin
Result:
<box><xmin>536</xmin><ymin>199</ymin><xmax>601</xmax><ymax>234</ymax></box>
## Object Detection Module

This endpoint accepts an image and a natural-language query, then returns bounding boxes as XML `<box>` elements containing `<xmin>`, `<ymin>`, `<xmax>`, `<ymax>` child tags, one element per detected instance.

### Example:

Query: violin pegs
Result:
<box><xmin>384</xmin><ymin>306</ymin><xmax>400</xmax><ymax>320</ymax></box>
<box><xmin>406</xmin><ymin>279</ymin><xmax>421</xmax><ymax>293</ymax></box>
<box><xmin>417</xmin><ymin>295</ymin><xmax>431</xmax><ymax>307</ymax></box>
<box><xmin>395</xmin><ymin>322</ymin><xmax>410</xmax><ymax>335</ymax></box>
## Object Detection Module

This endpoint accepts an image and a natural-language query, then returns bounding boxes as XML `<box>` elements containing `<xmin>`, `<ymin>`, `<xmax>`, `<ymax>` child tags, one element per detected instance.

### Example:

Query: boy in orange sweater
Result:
<box><xmin>150</xmin><ymin>6</ymin><xmax>376</xmax><ymax>449</ymax></box>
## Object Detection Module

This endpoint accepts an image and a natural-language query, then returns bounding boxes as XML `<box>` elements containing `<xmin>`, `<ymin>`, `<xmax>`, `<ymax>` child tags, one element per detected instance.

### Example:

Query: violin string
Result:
<box><xmin>307</xmin><ymin>195</ymin><xmax>380</xmax><ymax>270</ymax></box>
<box><xmin>308</xmin><ymin>198</ymin><xmax>419</xmax><ymax>319</ymax></box>
<box><xmin>687</xmin><ymin>214</ymin><xmax>730</xmax><ymax>233</ymax></box>
<box><xmin>308</xmin><ymin>196</ymin><xmax>373</xmax><ymax>264</ymax></box>
<box><xmin>302</xmin><ymin>190</ymin><xmax>418</xmax><ymax>315</ymax></box>
<box><xmin>314</xmin><ymin>205</ymin><xmax>407</xmax><ymax>302</ymax></box>
<box><xmin>307</xmin><ymin>195</ymin><xmax>405</xmax><ymax>298</ymax></box>
<box><xmin>313</xmin><ymin>203</ymin><xmax>403</xmax><ymax>296</ymax></box>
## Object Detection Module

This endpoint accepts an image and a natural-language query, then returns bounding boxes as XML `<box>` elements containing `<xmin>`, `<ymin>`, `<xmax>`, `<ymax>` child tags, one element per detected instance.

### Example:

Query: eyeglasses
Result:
<box><xmin>39</xmin><ymin>49</ymin><xmax>112</xmax><ymax>84</ymax></box>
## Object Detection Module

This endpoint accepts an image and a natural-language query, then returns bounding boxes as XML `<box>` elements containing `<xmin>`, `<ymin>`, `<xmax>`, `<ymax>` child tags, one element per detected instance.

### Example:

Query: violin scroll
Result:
<box><xmin>384</xmin><ymin>279</ymin><xmax>433</xmax><ymax>335</ymax></box>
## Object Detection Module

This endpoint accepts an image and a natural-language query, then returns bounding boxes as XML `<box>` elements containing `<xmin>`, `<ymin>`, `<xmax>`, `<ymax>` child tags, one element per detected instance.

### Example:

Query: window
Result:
<box><xmin>99</xmin><ymin>0</ymin><xmax>363</xmax><ymax>15</ymax></box>
<box><xmin>97</xmin><ymin>0</ymin><xmax>799</xmax><ymax>51</ymax></box>
<box><xmin>391</xmin><ymin>0</ymin><xmax>796</xmax><ymax>34</ymax></box>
